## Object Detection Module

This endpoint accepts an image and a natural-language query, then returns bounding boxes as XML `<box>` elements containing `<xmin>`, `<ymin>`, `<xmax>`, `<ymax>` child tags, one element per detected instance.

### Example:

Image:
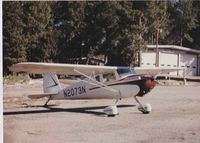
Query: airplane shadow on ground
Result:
<box><xmin>3</xmin><ymin>104</ymin><xmax>136</xmax><ymax>117</ymax></box>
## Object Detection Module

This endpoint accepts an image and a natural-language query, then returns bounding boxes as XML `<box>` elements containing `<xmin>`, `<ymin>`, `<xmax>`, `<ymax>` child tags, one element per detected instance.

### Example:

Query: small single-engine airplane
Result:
<box><xmin>10</xmin><ymin>62</ymin><xmax>182</xmax><ymax>116</ymax></box>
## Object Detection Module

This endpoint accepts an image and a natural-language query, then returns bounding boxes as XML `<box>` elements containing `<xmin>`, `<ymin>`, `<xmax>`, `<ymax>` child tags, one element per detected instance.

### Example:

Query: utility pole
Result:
<box><xmin>138</xmin><ymin>16</ymin><xmax>142</xmax><ymax>67</ymax></box>
<box><xmin>155</xmin><ymin>29</ymin><xmax>159</xmax><ymax>67</ymax></box>
<box><xmin>155</xmin><ymin>29</ymin><xmax>162</xmax><ymax>67</ymax></box>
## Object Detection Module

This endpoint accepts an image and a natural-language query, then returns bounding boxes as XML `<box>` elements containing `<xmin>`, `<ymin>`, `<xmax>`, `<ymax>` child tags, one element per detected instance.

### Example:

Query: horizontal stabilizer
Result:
<box><xmin>28</xmin><ymin>93</ymin><xmax>57</xmax><ymax>99</ymax></box>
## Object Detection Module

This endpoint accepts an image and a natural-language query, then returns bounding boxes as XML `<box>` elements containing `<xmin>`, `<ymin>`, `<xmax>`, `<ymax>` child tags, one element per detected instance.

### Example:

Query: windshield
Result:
<box><xmin>117</xmin><ymin>67</ymin><xmax>136</xmax><ymax>77</ymax></box>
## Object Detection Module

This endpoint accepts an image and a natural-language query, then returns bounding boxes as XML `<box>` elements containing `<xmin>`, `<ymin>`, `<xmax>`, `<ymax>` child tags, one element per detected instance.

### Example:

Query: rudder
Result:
<box><xmin>43</xmin><ymin>73</ymin><xmax>61</xmax><ymax>93</ymax></box>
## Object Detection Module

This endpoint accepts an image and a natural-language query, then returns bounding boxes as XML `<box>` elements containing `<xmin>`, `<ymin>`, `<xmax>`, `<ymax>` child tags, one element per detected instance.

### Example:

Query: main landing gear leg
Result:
<box><xmin>134</xmin><ymin>95</ymin><xmax>152</xmax><ymax>114</ymax></box>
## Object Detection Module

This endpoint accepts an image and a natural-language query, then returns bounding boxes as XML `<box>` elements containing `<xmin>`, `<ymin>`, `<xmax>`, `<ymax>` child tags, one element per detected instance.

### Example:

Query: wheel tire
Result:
<box><xmin>138</xmin><ymin>104</ymin><xmax>152</xmax><ymax>114</ymax></box>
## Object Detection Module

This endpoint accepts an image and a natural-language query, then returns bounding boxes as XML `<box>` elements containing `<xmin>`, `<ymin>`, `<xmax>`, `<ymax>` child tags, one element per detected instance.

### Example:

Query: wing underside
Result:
<box><xmin>134</xmin><ymin>67</ymin><xmax>183</xmax><ymax>75</ymax></box>
<box><xmin>9</xmin><ymin>62</ymin><xmax>116</xmax><ymax>75</ymax></box>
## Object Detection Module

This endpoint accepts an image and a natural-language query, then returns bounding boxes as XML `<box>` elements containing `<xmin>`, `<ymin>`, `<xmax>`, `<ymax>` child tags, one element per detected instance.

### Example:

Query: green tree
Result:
<box><xmin>54</xmin><ymin>1</ymin><xmax>86</xmax><ymax>62</ymax></box>
<box><xmin>144</xmin><ymin>1</ymin><xmax>170</xmax><ymax>45</ymax></box>
<box><xmin>82</xmin><ymin>1</ymin><xmax>122</xmax><ymax>65</ymax></box>
<box><xmin>84</xmin><ymin>1</ymin><xmax>147</xmax><ymax>66</ymax></box>
<box><xmin>54</xmin><ymin>1</ymin><xmax>148</xmax><ymax>66</ymax></box>
<box><xmin>189</xmin><ymin>1</ymin><xmax>200</xmax><ymax>49</ymax></box>
<box><xmin>166</xmin><ymin>0</ymin><xmax>198</xmax><ymax>46</ymax></box>
<box><xmin>23</xmin><ymin>1</ymin><xmax>55</xmax><ymax>62</ymax></box>
<box><xmin>3</xmin><ymin>1</ymin><xmax>26</xmax><ymax>75</ymax></box>
<box><xmin>178</xmin><ymin>0</ymin><xmax>198</xmax><ymax>46</ymax></box>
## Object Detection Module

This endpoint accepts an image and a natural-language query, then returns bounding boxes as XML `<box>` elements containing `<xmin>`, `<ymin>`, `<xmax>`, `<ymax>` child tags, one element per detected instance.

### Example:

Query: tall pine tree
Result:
<box><xmin>23</xmin><ymin>1</ymin><xmax>55</xmax><ymax>62</ymax></box>
<box><xmin>3</xmin><ymin>1</ymin><xmax>26</xmax><ymax>75</ymax></box>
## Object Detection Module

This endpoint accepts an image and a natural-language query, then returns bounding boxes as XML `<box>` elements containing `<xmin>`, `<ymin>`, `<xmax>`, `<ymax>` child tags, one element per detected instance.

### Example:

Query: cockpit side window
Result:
<box><xmin>117</xmin><ymin>68</ymin><xmax>135</xmax><ymax>77</ymax></box>
<box><xmin>102</xmin><ymin>72</ymin><xmax>115</xmax><ymax>82</ymax></box>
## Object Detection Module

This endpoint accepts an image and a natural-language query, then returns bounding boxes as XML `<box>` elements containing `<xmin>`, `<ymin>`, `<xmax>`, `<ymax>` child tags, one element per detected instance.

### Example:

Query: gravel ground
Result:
<box><xmin>3</xmin><ymin>81</ymin><xmax>200</xmax><ymax>143</ymax></box>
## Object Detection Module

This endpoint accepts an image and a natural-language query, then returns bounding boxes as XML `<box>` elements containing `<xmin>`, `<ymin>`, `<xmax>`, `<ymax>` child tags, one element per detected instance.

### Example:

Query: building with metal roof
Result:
<box><xmin>141</xmin><ymin>45</ymin><xmax>200</xmax><ymax>76</ymax></box>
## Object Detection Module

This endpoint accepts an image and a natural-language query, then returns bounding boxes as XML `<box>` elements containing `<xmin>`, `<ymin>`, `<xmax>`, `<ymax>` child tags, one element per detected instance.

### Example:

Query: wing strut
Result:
<box><xmin>74</xmin><ymin>69</ymin><xmax>118</xmax><ymax>93</ymax></box>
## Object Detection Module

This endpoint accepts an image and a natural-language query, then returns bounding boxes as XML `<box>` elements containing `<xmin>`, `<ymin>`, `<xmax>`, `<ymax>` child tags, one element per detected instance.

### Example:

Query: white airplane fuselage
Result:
<box><xmin>52</xmin><ymin>74</ymin><xmax>157</xmax><ymax>100</ymax></box>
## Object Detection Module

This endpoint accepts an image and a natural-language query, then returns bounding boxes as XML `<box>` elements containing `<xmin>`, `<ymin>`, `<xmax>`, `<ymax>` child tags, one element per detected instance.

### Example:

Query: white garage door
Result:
<box><xmin>141</xmin><ymin>52</ymin><xmax>156</xmax><ymax>67</ymax></box>
<box><xmin>159</xmin><ymin>52</ymin><xmax>178</xmax><ymax>75</ymax></box>
<box><xmin>179</xmin><ymin>54</ymin><xmax>197</xmax><ymax>76</ymax></box>
<box><xmin>141</xmin><ymin>52</ymin><xmax>178</xmax><ymax>75</ymax></box>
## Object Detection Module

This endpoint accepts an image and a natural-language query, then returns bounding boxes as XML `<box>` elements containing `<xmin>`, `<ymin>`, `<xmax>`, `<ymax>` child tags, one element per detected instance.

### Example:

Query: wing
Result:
<box><xmin>9</xmin><ymin>62</ymin><xmax>117</xmax><ymax>75</ymax></box>
<box><xmin>134</xmin><ymin>67</ymin><xmax>183</xmax><ymax>75</ymax></box>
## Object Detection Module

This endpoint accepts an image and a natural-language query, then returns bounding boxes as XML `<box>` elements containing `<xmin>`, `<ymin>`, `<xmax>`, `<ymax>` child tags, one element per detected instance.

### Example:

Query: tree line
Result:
<box><xmin>3</xmin><ymin>1</ymin><xmax>200</xmax><ymax>75</ymax></box>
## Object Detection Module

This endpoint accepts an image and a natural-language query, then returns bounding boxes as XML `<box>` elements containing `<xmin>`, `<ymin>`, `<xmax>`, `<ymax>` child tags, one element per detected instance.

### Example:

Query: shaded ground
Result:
<box><xmin>3</xmin><ymin>80</ymin><xmax>200</xmax><ymax>143</ymax></box>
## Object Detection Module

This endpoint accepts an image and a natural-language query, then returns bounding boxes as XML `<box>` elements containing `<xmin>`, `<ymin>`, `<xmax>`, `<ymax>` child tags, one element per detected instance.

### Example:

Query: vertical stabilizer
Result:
<box><xmin>43</xmin><ymin>73</ymin><xmax>61</xmax><ymax>93</ymax></box>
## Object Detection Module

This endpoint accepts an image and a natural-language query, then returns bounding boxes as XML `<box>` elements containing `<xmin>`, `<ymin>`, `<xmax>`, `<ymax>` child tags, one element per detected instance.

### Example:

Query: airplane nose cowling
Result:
<box><xmin>144</xmin><ymin>79</ymin><xmax>157</xmax><ymax>91</ymax></box>
<box><xmin>137</xmin><ymin>78</ymin><xmax>157</xmax><ymax>97</ymax></box>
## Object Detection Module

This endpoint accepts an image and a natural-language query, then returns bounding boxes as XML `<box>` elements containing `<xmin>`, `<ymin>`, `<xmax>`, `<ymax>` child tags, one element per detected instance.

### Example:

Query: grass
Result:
<box><xmin>3</xmin><ymin>74</ymin><xmax>30</xmax><ymax>85</ymax></box>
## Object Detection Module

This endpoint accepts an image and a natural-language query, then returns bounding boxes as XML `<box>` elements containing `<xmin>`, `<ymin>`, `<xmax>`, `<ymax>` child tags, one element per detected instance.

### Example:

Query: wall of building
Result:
<box><xmin>141</xmin><ymin>47</ymin><xmax>199</xmax><ymax>76</ymax></box>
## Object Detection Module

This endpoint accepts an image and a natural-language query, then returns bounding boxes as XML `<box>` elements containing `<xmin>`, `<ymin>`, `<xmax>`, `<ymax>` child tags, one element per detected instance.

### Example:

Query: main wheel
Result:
<box><xmin>138</xmin><ymin>104</ymin><xmax>152</xmax><ymax>114</ymax></box>
<box><xmin>103</xmin><ymin>105</ymin><xmax>119</xmax><ymax>117</ymax></box>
